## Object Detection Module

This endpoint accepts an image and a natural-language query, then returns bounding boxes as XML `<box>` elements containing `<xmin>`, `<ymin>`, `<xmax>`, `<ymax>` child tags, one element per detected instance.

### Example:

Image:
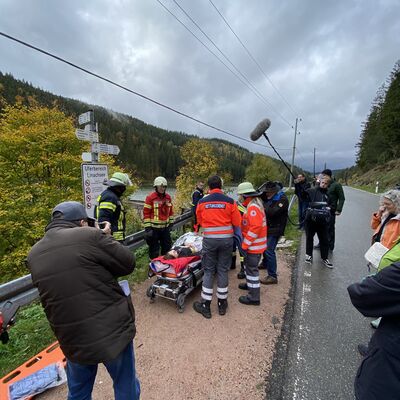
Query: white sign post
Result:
<box><xmin>76</xmin><ymin>110</ymin><xmax>121</xmax><ymax>218</ymax></box>
<box><xmin>91</xmin><ymin>143</ymin><xmax>120</xmax><ymax>155</ymax></box>
<box><xmin>78</xmin><ymin>111</ymin><xmax>93</xmax><ymax>126</ymax></box>
<box><xmin>75</xmin><ymin>129</ymin><xmax>99</xmax><ymax>142</ymax></box>
<box><xmin>81</xmin><ymin>163</ymin><xmax>109</xmax><ymax>218</ymax></box>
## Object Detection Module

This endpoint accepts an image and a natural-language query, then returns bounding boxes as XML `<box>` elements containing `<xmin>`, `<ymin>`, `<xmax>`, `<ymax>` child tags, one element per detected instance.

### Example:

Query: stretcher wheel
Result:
<box><xmin>176</xmin><ymin>294</ymin><xmax>186</xmax><ymax>313</ymax></box>
<box><xmin>146</xmin><ymin>286</ymin><xmax>155</xmax><ymax>303</ymax></box>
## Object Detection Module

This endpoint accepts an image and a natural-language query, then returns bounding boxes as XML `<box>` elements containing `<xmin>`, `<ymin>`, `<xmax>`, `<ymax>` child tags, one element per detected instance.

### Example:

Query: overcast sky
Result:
<box><xmin>0</xmin><ymin>0</ymin><xmax>399</xmax><ymax>172</ymax></box>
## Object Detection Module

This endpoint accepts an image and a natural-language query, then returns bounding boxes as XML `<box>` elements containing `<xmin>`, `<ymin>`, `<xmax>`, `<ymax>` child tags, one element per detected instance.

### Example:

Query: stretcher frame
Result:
<box><xmin>146</xmin><ymin>260</ymin><xmax>203</xmax><ymax>312</ymax></box>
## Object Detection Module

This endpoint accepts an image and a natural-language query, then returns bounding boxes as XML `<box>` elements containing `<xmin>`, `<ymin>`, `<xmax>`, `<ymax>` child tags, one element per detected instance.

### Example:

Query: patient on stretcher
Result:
<box><xmin>150</xmin><ymin>232</ymin><xmax>203</xmax><ymax>277</ymax></box>
<box><xmin>164</xmin><ymin>245</ymin><xmax>200</xmax><ymax>259</ymax></box>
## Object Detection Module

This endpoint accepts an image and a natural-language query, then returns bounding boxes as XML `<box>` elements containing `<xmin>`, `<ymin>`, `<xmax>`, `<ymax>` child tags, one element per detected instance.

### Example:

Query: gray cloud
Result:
<box><xmin>0</xmin><ymin>0</ymin><xmax>399</xmax><ymax>172</ymax></box>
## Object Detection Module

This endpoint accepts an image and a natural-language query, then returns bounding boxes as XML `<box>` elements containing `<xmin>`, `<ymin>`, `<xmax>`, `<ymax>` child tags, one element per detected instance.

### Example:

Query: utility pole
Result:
<box><xmin>288</xmin><ymin>117</ymin><xmax>301</xmax><ymax>189</ymax></box>
<box><xmin>313</xmin><ymin>147</ymin><xmax>316</xmax><ymax>178</ymax></box>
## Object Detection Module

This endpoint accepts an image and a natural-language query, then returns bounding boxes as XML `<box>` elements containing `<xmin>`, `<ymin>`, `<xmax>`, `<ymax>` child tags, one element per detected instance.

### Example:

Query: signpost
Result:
<box><xmin>75</xmin><ymin>129</ymin><xmax>99</xmax><ymax>142</ymax></box>
<box><xmin>91</xmin><ymin>143</ymin><xmax>120</xmax><ymax>155</ymax></box>
<box><xmin>78</xmin><ymin>110</ymin><xmax>93</xmax><ymax>125</ymax></box>
<box><xmin>81</xmin><ymin>163</ymin><xmax>108</xmax><ymax>218</ymax></box>
<box><xmin>75</xmin><ymin>110</ymin><xmax>120</xmax><ymax>218</ymax></box>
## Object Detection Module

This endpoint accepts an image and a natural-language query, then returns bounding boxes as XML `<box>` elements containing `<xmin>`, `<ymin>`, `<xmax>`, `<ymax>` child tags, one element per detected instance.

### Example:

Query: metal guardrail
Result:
<box><xmin>0</xmin><ymin>210</ymin><xmax>193</xmax><ymax>309</ymax></box>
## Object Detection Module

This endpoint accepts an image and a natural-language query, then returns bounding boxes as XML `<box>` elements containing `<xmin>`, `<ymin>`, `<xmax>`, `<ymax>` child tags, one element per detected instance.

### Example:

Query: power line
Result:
<box><xmin>170</xmin><ymin>0</ymin><xmax>292</xmax><ymax>127</ymax></box>
<box><xmin>155</xmin><ymin>0</ymin><xmax>279</xmax><ymax>120</ymax></box>
<box><xmin>0</xmin><ymin>31</ymin><xmax>291</xmax><ymax>152</ymax></box>
<box><xmin>208</xmin><ymin>0</ymin><xmax>298</xmax><ymax>117</ymax></box>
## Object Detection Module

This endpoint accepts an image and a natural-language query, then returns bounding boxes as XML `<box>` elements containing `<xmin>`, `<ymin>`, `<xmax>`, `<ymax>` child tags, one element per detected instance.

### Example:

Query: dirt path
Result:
<box><xmin>39</xmin><ymin>253</ymin><xmax>291</xmax><ymax>400</ymax></box>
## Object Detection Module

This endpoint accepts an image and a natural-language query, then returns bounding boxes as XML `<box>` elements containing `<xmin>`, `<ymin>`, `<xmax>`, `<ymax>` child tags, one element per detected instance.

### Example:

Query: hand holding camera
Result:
<box><xmin>98</xmin><ymin>221</ymin><xmax>111</xmax><ymax>234</ymax></box>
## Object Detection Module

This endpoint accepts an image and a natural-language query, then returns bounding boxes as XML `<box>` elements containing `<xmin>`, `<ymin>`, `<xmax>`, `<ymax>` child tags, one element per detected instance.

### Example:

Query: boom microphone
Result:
<box><xmin>250</xmin><ymin>118</ymin><xmax>271</xmax><ymax>141</ymax></box>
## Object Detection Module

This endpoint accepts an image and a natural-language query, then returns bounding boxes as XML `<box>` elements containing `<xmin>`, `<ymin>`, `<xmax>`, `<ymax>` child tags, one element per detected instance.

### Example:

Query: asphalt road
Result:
<box><xmin>278</xmin><ymin>187</ymin><xmax>380</xmax><ymax>400</ymax></box>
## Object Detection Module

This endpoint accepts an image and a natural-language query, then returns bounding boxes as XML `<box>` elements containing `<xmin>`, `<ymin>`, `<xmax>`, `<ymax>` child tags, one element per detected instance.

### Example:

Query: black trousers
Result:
<box><xmin>305</xmin><ymin>220</ymin><xmax>329</xmax><ymax>259</ymax></box>
<box><xmin>146</xmin><ymin>227</ymin><xmax>172</xmax><ymax>259</ymax></box>
<box><xmin>327</xmin><ymin>211</ymin><xmax>336</xmax><ymax>250</ymax></box>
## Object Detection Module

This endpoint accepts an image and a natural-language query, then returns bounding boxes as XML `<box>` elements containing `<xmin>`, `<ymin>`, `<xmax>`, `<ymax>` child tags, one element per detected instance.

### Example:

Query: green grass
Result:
<box><xmin>351</xmin><ymin>184</ymin><xmax>379</xmax><ymax>194</ymax></box>
<box><xmin>282</xmin><ymin>196</ymin><xmax>302</xmax><ymax>252</ymax></box>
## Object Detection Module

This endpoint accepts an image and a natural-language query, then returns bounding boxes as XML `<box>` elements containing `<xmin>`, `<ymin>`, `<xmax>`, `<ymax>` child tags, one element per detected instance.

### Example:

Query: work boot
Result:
<box><xmin>230</xmin><ymin>254</ymin><xmax>237</xmax><ymax>270</ymax></box>
<box><xmin>238</xmin><ymin>296</ymin><xmax>260</xmax><ymax>306</ymax></box>
<box><xmin>238</xmin><ymin>283</ymin><xmax>248</xmax><ymax>290</ymax></box>
<box><xmin>237</xmin><ymin>262</ymin><xmax>246</xmax><ymax>279</ymax></box>
<box><xmin>218</xmin><ymin>299</ymin><xmax>228</xmax><ymax>316</ymax></box>
<box><xmin>260</xmin><ymin>276</ymin><xmax>278</xmax><ymax>285</ymax></box>
<box><xmin>237</xmin><ymin>270</ymin><xmax>246</xmax><ymax>279</ymax></box>
<box><xmin>193</xmin><ymin>300</ymin><xmax>211</xmax><ymax>319</ymax></box>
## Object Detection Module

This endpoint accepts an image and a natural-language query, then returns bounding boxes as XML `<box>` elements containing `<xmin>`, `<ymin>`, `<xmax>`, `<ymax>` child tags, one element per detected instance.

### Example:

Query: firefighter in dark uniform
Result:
<box><xmin>143</xmin><ymin>176</ymin><xmax>174</xmax><ymax>259</ymax></box>
<box><xmin>95</xmin><ymin>172</ymin><xmax>132</xmax><ymax>242</ymax></box>
<box><xmin>191</xmin><ymin>181</ymin><xmax>204</xmax><ymax>226</ymax></box>
<box><xmin>193</xmin><ymin>175</ymin><xmax>242</xmax><ymax>319</ymax></box>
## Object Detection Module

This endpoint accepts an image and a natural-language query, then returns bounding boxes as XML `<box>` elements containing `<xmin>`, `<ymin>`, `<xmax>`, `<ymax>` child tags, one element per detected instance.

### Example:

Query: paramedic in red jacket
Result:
<box><xmin>144</xmin><ymin>176</ymin><xmax>174</xmax><ymax>259</ymax></box>
<box><xmin>193</xmin><ymin>175</ymin><xmax>242</xmax><ymax>318</ymax></box>
<box><xmin>236</xmin><ymin>182</ymin><xmax>267</xmax><ymax>305</ymax></box>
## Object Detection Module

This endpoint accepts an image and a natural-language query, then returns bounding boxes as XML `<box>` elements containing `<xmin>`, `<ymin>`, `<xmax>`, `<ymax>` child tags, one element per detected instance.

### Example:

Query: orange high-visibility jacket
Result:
<box><xmin>143</xmin><ymin>191</ymin><xmax>174</xmax><ymax>229</ymax></box>
<box><xmin>196</xmin><ymin>189</ymin><xmax>241</xmax><ymax>238</ymax></box>
<box><xmin>241</xmin><ymin>198</ymin><xmax>267</xmax><ymax>254</ymax></box>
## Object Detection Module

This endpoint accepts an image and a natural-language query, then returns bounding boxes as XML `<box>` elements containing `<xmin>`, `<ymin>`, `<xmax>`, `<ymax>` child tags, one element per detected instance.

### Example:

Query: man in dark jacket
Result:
<box><xmin>321</xmin><ymin>169</ymin><xmax>345</xmax><ymax>251</ymax></box>
<box><xmin>305</xmin><ymin>176</ymin><xmax>333</xmax><ymax>268</ymax></box>
<box><xmin>27</xmin><ymin>201</ymin><xmax>140</xmax><ymax>400</ymax></box>
<box><xmin>294</xmin><ymin>174</ymin><xmax>311</xmax><ymax>229</ymax></box>
<box><xmin>348</xmin><ymin>262</ymin><xmax>400</xmax><ymax>400</ymax></box>
<box><xmin>260</xmin><ymin>181</ymin><xmax>288</xmax><ymax>284</ymax></box>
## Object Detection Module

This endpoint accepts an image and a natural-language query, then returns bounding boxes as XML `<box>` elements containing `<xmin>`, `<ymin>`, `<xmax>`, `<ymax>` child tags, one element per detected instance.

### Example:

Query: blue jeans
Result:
<box><xmin>298</xmin><ymin>201</ymin><xmax>309</xmax><ymax>228</ymax></box>
<box><xmin>66</xmin><ymin>342</ymin><xmax>140</xmax><ymax>400</ymax></box>
<box><xmin>262</xmin><ymin>235</ymin><xmax>279</xmax><ymax>278</ymax></box>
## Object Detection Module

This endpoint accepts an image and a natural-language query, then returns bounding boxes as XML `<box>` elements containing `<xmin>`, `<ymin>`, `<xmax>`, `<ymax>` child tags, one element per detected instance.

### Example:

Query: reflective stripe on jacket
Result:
<box><xmin>143</xmin><ymin>191</ymin><xmax>174</xmax><ymax>229</ymax></box>
<box><xmin>241</xmin><ymin>198</ymin><xmax>267</xmax><ymax>254</ymax></box>
<box><xmin>95</xmin><ymin>188</ymin><xmax>126</xmax><ymax>241</ymax></box>
<box><xmin>196</xmin><ymin>189</ymin><xmax>241</xmax><ymax>238</ymax></box>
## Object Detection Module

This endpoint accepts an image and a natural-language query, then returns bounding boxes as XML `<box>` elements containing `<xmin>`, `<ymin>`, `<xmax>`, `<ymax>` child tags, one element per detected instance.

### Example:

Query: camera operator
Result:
<box><xmin>27</xmin><ymin>201</ymin><xmax>140</xmax><ymax>400</ymax></box>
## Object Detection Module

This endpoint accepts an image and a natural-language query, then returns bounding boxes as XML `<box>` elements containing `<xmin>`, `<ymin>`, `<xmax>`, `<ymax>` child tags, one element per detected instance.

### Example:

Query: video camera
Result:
<box><xmin>0</xmin><ymin>301</ymin><xmax>20</xmax><ymax>344</ymax></box>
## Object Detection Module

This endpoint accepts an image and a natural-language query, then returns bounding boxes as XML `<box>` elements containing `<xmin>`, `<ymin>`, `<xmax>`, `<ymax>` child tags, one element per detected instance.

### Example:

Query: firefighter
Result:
<box><xmin>144</xmin><ymin>176</ymin><xmax>174</xmax><ymax>259</ymax></box>
<box><xmin>193</xmin><ymin>175</ymin><xmax>242</xmax><ymax>319</ymax></box>
<box><xmin>191</xmin><ymin>180</ymin><xmax>205</xmax><ymax>225</ymax></box>
<box><xmin>237</xmin><ymin>182</ymin><xmax>267</xmax><ymax>305</ymax></box>
<box><xmin>95</xmin><ymin>172</ymin><xmax>132</xmax><ymax>242</ymax></box>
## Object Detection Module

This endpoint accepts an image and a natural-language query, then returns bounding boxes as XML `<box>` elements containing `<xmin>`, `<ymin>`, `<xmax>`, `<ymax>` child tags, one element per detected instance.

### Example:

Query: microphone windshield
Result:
<box><xmin>250</xmin><ymin>119</ymin><xmax>271</xmax><ymax>141</ymax></box>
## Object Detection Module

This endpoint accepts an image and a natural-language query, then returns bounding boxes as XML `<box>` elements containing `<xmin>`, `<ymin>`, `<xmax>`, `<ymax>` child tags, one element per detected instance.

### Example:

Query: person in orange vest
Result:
<box><xmin>143</xmin><ymin>176</ymin><xmax>174</xmax><ymax>259</ymax></box>
<box><xmin>236</xmin><ymin>182</ymin><xmax>267</xmax><ymax>305</ymax></box>
<box><xmin>193</xmin><ymin>175</ymin><xmax>242</xmax><ymax>318</ymax></box>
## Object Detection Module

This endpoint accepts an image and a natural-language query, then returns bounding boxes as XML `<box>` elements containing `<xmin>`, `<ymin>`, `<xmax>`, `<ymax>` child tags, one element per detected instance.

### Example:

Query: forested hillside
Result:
<box><xmin>0</xmin><ymin>72</ymin><xmax>254</xmax><ymax>182</ymax></box>
<box><xmin>336</xmin><ymin>61</ymin><xmax>400</xmax><ymax>190</ymax></box>
<box><xmin>356</xmin><ymin>60</ymin><xmax>400</xmax><ymax>170</ymax></box>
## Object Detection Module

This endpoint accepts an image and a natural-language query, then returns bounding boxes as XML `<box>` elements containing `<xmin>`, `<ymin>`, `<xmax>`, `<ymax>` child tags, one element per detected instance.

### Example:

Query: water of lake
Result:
<box><xmin>130</xmin><ymin>186</ymin><xmax>238</xmax><ymax>201</ymax></box>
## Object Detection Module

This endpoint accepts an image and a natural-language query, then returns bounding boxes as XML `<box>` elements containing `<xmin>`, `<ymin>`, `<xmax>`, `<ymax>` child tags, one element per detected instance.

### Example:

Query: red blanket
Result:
<box><xmin>151</xmin><ymin>255</ymin><xmax>201</xmax><ymax>275</ymax></box>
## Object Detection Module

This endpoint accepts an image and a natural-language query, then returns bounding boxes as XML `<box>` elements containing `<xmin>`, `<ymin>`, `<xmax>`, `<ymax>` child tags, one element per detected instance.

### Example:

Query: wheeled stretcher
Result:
<box><xmin>146</xmin><ymin>232</ymin><xmax>204</xmax><ymax>312</ymax></box>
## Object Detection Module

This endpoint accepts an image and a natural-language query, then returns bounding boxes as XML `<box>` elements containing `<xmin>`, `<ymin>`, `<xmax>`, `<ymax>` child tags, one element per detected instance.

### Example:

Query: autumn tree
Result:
<box><xmin>245</xmin><ymin>154</ymin><xmax>283</xmax><ymax>188</ymax></box>
<box><xmin>0</xmin><ymin>104</ymin><xmax>136</xmax><ymax>281</ymax></box>
<box><xmin>175</xmin><ymin>138</ymin><xmax>218</xmax><ymax>210</ymax></box>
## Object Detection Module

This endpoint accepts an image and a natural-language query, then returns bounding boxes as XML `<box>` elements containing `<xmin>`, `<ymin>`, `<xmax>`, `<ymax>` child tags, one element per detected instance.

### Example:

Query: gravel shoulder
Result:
<box><xmin>39</xmin><ymin>252</ymin><xmax>292</xmax><ymax>400</ymax></box>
